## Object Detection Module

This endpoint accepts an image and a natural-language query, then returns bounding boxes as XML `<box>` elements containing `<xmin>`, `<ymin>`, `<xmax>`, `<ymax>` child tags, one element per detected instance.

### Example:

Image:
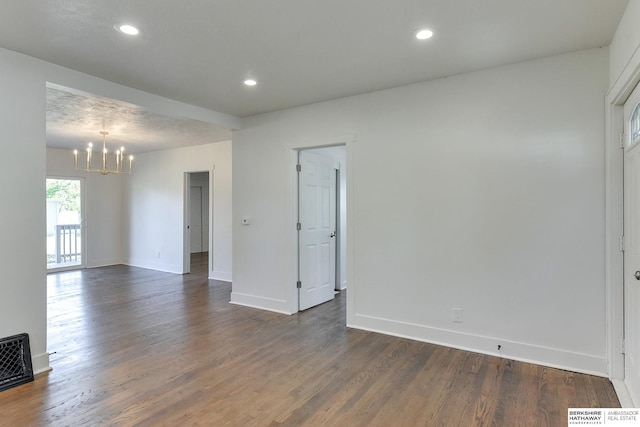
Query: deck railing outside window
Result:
<box><xmin>56</xmin><ymin>224</ymin><xmax>81</xmax><ymax>263</ymax></box>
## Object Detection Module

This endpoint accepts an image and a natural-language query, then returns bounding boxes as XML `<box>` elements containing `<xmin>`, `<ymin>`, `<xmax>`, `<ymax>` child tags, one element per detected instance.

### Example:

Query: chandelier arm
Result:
<box><xmin>73</xmin><ymin>130</ymin><xmax>133</xmax><ymax>175</ymax></box>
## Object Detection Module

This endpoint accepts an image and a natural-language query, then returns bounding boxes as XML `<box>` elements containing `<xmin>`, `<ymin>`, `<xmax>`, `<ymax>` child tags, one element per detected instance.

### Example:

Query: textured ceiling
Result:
<box><xmin>1</xmin><ymin>1</ymin><xmax>629</xmax><ymax>153</ymax></box>
<box><xmin>46</xmin><ymin>86</ymin><xmax>232</xmax><ymax>153</ymax></box>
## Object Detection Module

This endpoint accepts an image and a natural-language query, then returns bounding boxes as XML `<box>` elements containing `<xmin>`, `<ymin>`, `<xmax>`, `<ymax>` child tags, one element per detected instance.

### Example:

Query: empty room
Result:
<box><xmin>2</xmin><ymin>1</ymin><xmax>640</xmax><ymax>425</ymax></box>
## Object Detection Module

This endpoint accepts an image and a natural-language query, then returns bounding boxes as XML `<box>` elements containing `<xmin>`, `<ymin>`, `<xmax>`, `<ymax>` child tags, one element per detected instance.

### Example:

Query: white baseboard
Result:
<box><xmin>123</xmin><ymin>258</ymin><xmax>182</xmax><ymax>274</ymax></box>
<box><xmin>624</xmin><ymin>356</ymin><xmax>640</xmax><ymax>408</ymax></box>
<box><xmin>349</xmin><ymin>313</ymin><xmax>608</xmax><ymax>377</ymax></box>
<box><xmin>211</xmin><ymin>271</ymin><xmax>232</xmax><ymax>282</ymax></box>
<box><xmin>230</xmin><ymin>292</ymin><xmax>293</xmax><ymax>315</ymax></box>
<box><xmin>32</xmin><ymin>352</ymin><xmax>51</xmax><ymax>375</ymax></box>
<box><xmin>612</xmin><ymin>379</ymin><xmax>636</xmax><ymax>407</ymax></box>
<box><xmin>86</xmin><ymin>258</ymin><xmax>121</xmax><ymax>268</ymax></box>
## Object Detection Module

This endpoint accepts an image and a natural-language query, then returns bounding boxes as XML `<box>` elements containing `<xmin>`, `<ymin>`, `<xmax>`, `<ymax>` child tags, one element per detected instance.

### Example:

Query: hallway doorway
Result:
<box><xmin>184</xmin><ymin>171</ymin><xmax>211</xmax><ymax>276</ymax></box>
<box><xmin>190</xmin><ymin>251</ymin><xmax>209</xmax><ymax>277</ymax></box>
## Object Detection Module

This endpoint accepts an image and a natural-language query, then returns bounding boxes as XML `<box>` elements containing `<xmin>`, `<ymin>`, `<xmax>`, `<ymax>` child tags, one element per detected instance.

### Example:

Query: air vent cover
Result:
<box><xmin>0</xmin><ymin>333</ymin><xmax>34</xmax><ymax>392</ymax></box>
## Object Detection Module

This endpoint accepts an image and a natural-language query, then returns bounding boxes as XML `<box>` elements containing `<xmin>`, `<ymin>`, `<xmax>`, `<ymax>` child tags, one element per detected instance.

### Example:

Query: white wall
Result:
<box><xmin>47</xmin><ymin>148</ymin><xmax>123</xmax><ymax>267</ymax></box>
<box><xmin>233</xmin><ymin>48</ymin><xmax>609</xmax><ymax>375</ymax></box>
<box><xmin>124</xmin><ymin>141</ymin><xmax>232</xmax><ymax>281</ymax></box>
<box><xmin>0</xmin><ymin>48</ymin><xmax>48</xmax><ymax>373</ymax></box>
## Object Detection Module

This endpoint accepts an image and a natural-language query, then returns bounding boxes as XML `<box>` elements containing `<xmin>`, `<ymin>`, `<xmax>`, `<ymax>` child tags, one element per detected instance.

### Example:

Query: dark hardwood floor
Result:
<box><xmin>190</xmin><ymin>251</ymin><xmax>209</xmax><ymax>277</ymax></box>
<box><xmin>1</xmin><ymin>265</ymin><xmax>619</xmax><ymax>426</ymax></box>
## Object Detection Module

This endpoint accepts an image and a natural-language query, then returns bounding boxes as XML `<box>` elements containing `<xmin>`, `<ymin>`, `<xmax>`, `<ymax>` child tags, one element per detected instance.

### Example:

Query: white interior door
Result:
<box><xmin>298</xmin><ymin>150</ymin><xmax>336</xmax><ymax>311</ymax></box>
<box><xmin>190</xmin><ymin>186</ymin><xmax>203</xmax><ymax>253</ymax></box>
<box><xmin>624</xmin><ymin>81</ymin><xmax>640</xmax><ymax>404</ymax></box>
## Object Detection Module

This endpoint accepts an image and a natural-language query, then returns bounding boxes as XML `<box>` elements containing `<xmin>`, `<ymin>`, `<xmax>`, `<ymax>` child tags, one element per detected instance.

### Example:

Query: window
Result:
<box><xmin>631</xmin><ymin>103</ymin><xmax>640</xmax><ymax>145</ymax></box>
<box><xmin>46</xmin><ymin>178</ymin><xmax>83</xmax><ymax>270</ymax></box>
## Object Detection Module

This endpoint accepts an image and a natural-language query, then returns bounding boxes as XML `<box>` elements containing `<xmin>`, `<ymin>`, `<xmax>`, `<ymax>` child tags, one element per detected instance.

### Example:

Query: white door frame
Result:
<box><xmin>287</xmin><ymin>137</ymin><xmax>354</xmax><ymax>316</ymax></box>
<box><xmin>605</xmin><ymin>51</ymin><xmax>640</xmax><ymax>405</ymax></box>
<box><xmin>183</xmin><ymin>170</ymin><xmax>213</xmax><ymax>276</ymax></box>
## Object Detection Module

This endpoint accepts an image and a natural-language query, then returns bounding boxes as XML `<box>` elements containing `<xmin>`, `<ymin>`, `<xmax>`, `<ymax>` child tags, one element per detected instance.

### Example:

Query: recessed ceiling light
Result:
<box><xmin>415</xmin><ymin>28</ymin><xmax>434</xmax><ymax>40</ymax></box>
<box><xmin>116</xmin><ymin>24</ymin><xmax>139</xmax><ymax>36</ymax></box>
<box><xmin>244</xmin><ymin>79</ymin><xmax>257</xmax><ymax>86</ymax></box>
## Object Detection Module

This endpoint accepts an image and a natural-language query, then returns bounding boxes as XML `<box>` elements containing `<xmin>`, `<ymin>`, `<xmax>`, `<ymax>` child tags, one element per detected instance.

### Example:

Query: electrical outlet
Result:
<box><xmin>157</xmin><ymin>251</ymin><xmax>161</xmax><ymax>258</ymax></box>
<box><xmin>452</xmin><ymin>308</ymin><xmax>463</xmax><ymax>323</ymax></box>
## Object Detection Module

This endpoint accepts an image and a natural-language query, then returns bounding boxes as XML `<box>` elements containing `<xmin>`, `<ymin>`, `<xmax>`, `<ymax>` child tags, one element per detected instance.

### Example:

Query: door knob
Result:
<box><xmin>330</xmin><ymin>231</ymin><xmax>336</xmax><ymax>238</ymax></box>
<box><xmin>635</xmin><ymin>271</ymin><xmax>640</xmax><ymax>281</ymax></box>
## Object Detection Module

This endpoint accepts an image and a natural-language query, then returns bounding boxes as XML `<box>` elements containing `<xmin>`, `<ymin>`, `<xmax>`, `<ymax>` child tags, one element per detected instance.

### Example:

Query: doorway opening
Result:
<box><xmin>295</xmin><ymin>145</ymin><xmax>347</xmax><ymax>312</ymax></box>
<box><xmin>184</xmin><ymin>171</ymin><xmax>211</xmax><ymax>277</ymax></box>
<box><xmin>46</xmin><ymin>177</ymin><xmax>85</xmax><ymax>271</ymax></box>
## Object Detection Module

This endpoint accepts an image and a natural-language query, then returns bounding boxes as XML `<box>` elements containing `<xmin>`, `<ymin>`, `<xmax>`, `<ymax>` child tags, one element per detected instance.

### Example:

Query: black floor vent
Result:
<box><xmin>0</xmin><ymin>333</ymin><xmax>34</xmax><ymax>392</ymax></box>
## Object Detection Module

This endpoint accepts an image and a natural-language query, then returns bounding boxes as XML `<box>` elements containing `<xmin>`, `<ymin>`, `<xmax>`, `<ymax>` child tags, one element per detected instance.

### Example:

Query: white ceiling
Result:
<box><xmin>0</xmin><ymin>0</ymin><xmax>629</xmax><ymax>152</ymax></box>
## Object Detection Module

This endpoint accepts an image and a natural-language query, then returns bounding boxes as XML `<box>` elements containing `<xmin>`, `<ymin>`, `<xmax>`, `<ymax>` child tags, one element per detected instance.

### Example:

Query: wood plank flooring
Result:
<box><xmin>0</xmin><ymin>265</ymin><xmax>619</xmax><ymax>426</ymax></box>
<box><xmin>189</xmin><ymin>252</ymin><xmax>208</xmax><ymax>277</ymax></box>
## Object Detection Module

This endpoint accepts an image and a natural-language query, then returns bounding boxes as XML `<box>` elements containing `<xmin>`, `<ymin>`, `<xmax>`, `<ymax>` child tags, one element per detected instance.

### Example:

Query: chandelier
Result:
<box><xmin>73</xmin><ymin>131</ymin><xmax>133</xmax><ymax>175</ymax></box>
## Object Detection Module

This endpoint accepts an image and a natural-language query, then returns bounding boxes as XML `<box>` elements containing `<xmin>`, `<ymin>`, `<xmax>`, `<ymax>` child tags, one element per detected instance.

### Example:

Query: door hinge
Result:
<box><xmin>620</xmin><ymin>132</ymin><xmax>625</xmax><ymax>149</ymax></box>
<box><xmin>296</xmin><ymin>280</ymin><xmax>302</xmax><ymax>289</ymax></box>
<box><xmin>620</xmin><ymin>235</ymin><xmax>625</xmax><ymax>252</ymax></box>
<box><xmin>621</xmin><ymin>338</ymin><xmax>626</xmax><ymax>354</ymax></box>
<box><xmin>296</xmin><ymin>222</ymin><xmax>301</xmax><ymax>231</ymax></box>
<box><xmin>296</xmin><ymin>164</ymin><xmax>302</xmax><ymax>172</ymax></box>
